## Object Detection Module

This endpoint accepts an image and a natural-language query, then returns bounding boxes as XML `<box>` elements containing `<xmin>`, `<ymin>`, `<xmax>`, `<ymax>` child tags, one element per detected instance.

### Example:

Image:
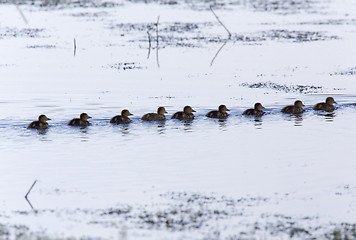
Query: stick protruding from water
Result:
<box><xmin>210</xmin><ymin>5</ymin><xmax>232</xmax><ymax>39</ymax></box>
<box><xmin>25</xmin><ymin>180</ymin><xmax>37</xmax><ymax>199</ymax></box>
<box><xmin>155</xmin><ymin>15</ymin><xmax>160</xmax><ymax>68</ymax></box>
<box><xmin>73</xmin><ymin>38</ymin><xmax>77</xmax><ymax>56</ymax></box>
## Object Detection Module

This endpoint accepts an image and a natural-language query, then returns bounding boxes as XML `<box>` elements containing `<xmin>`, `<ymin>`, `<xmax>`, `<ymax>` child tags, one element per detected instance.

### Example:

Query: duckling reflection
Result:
<box><xmin>172</xmin><ymin>106</ymin><xmax>195</xmax><ymax>120</ymax></box>
<box><xmin>243</xmin><ymin>103</ymin><xmax>264</xmax><ymax>116</ymax></box>
<box><xmin>28</xmin><ymin>115</ymin><xmax>51</xmax><ymax>129</ymax></box>
<box><xmin>110</xmin><ymin>109</ymin><xmax>133</xmax><ymax>124</ymax></box>
<box><xmin>281</xmin><ymin>100</ymin><xmax>305</xmax><ymax>114</ymax></box>
<box><xmin>157</xmin><ymin>121</ymin><xmax>166</xmax><ymax>134</ymax></box>
<box><xmin>317</xmin><ymin>112</ymin><xmax>335</xmax><ymax>122</ymax></box>
<box><xmin>253</xmin><ymin>117</ymin><xmax>263</xmax><ymax>129</ymax></box>
<box><xmin>141</xmin><ymin>107</ymin><xmax>167</xmax><ymax>121</ymax></box>
<box><xmin>284</xmin><ymin>113</ymin><xmax>304</xmax><ymax>126</ymax></box>
<box><xmin>206</xmin><ymin>105</ymin><xmax>229</xmax><ymax>119</ymax></box>
<box><xmin>313</xmin><ymin>97</ymin><xmax>336</xmax><ymax>112</ymax></box>
<box><xmin>68</xmin><ymin>113</ymin><xmax>91</xmax><ymax>126</ymax></box>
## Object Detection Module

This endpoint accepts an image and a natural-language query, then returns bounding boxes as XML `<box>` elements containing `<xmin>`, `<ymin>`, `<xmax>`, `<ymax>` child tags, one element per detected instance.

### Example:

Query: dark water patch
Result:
<box><xmin>258</xmin><ymin>29</ymin><xmax>338</xmax><ymax>42</ymax></box>
<box><xmin>247</xmin><ymin>0</ymin><xmax>316</xmax><ymax>14</ymax></box>
<box><xmin>240</xmin><ymin>82</ymin><xmax>323</xmax><ymax>94</ymax></box>
<box><xmin>11</xmin><ymin>0</ymin><xmax>120</xmax><ymax>8</ymax></box>
<box><xmin>299</xmin><ymin>18</ymin><xmax>356</xmax><ymax>26</ymax></box>
<box><xmin>69</xmin><ymin>11</ymin><xmax>109</xmax><ymax>18</ymax></box>
<box><xmin>330</xmin><ymin>67</ymin><xmax>356</xmax><ymax>76</ymax></box>
<box><xmin>125</xmin><ymin>0</ymin><xmax>316</xmax><ymax>13</ymax></box>
<box><xmin>5</xmin><ymin>191</ymin><xmax>356</xmax><ymax>239</ymax></box>
<box><xmin>0</xmin><ymin>27</ymin><xmax>45</xmax><ymax>39</ymax></box>
<box><xmin>109</xmin><ymin>20</ymin><xmax>336</xmax><ymax>49</ymax></box>
<box><xmin>27</xmin><ymin>44</ymin><xmax>56</xmax><ymax>49</ymax></box>
<box><xmin>105</xmin><ymin>62</ymin><xmax>142</xmax><ymax>71</ymax></box>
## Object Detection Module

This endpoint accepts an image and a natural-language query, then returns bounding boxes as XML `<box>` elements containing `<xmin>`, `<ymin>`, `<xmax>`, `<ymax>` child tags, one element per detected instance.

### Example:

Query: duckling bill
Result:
<box><xmin>281</xmin><ymin>100</ymin><xmax>305</xmax><ymax>114</ymax></box>
<box><xmin>243</xmin><ymin>103</ymin><xmax>264</xmax><ymax>116</ymax></box>
<box><xmin>68</xmin><ymin>113</ymin><xmax>91</xmax><ymax>126</ymax></box>
<box><xmin>172</xmin><ymin>106</ymin><xmax>195</xmax><ymax>120</ymax></box>
<box><xmin>206</xmin><ymin>105</ymin><xmax>229</xmax><ymax>119</ymax></box>
<box><xmin>110</xmin><ymin>109</ymin><xmax>133</xmax><ymax>124</ymax></box>
<box><xmin>28</xmin><ymin>115</ymin><xmax>51</xmax><ymax>129</ymax></box>
<box><xmin>141</xmin><ymin>107</ymin><xmax>167</xmax><ymax>121</ymax></box>
<box><xmin>313</xmin><ymin>97</ymin><xmax>336</xmax><ymax>112</ymax></box>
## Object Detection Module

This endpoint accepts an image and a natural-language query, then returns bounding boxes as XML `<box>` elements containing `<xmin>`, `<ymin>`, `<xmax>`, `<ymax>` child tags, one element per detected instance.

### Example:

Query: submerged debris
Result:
<box><xmin>105</xmin><ymin>62</ymin><xmax>142</xmax><ymax>71</ymax></box>
<box><xmin>0</xmin><ymin>27</ymin><xmax>45</xmax><ymax>39</ymax></box>
<box><xmin>240</xmin><ymin>82</ymin><xmax>323</xmax><ymax>94</ymax></box>
<box><xmin>330</xmin><ymin>67</ymin><xmax>356</xmax><ymax>76</ymax></box>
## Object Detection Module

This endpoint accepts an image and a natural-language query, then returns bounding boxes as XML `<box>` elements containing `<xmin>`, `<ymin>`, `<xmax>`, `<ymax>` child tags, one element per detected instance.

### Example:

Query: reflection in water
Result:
<box><xmin>119</xmin><ymin>125</ymin><xmax>130</xmax><ymax>136</ymax></box>
<box><xmin>218</xmin><ymin>119</ymin><xmax>227</xmax><ymax>131</ymax></box>
<box><xmin>157</xmin><ymin>121</ymin><xmax>166</xmax><ymax>135</ymax></box>
<box><xmin>253</xmin><ymin>117</ymin><xmax>263</xmax><ymax>129</ymax></box>
<box><xmin>284</xmin><ymin>114</ymin><xmax>303</xmax><ymax>127</ymax></box>
<box><xmin>317</xmin><ymin>113</ymin><xmax>335</xmax><ymax>122</ymax></box>
<box><xmin>183</xmin><ymin>120</ymin><xmax>193</xmax><ymax>132</ymax></box>
<box><xmin>79</xmin><ymin>128</ymin><xmax>89</xmax><ymax>142</ymax></box>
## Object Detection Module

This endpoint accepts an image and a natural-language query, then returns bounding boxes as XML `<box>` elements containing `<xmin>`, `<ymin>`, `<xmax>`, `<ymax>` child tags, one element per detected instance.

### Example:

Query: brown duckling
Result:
<box><xmin>110</xmin><ymin>109</ymin><xmax>133</xmax><ymax>124</ymax></box>
<box><xmin>206</xmin><ymin>105</ymin><xmax>229</xmax><ymax>119</ymax></box>
<box><xmin>28</xmin><ymin>115</ymin><xmax>51</xmax><ymax>129</ymax></box>
<box><xmin>141</xmin><ymin>107</ymin><xmax>167</xmax><ymax>121</ymax></box>
<box><xmin>172</xmin><ymin>106</ymin><xmax>196</xmax><ymax>120</ymax></box>
<box><xmin>281</xmin><ymin>100</ymin><xmax>305</xmax><ymax>114</ymax></box>
<box><xmin>243</xmin><ymin>103</ymin><xmax>264</xmax><ymax>116</ymax></box>
<box><xmin>68</xmin><ymin>113</ymin><xmax>91</xmax><ymax>126</ymax></box>
<box><xmin>313</xmin><ymin>97</ymin><xmax>336</xmax><ymax>112</ymax></box>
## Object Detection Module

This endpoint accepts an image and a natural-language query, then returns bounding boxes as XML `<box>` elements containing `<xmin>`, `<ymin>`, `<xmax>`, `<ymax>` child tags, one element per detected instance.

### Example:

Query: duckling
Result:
<box><xmin>281</xmin><ymin>100</ymin><xmax>305</xmax><ymax>114</ymax></box>
<box><xmin>141</xmin><ymin>107</ymin><xmax>167</xmax><ymax>121</ymax></box>
<box><xmin>28</xmin><ymin>115</ymin><xmax>51</xmax><ymax>129</ymax></box>
<box><xmin>68</xmin><ymin>113</ymin><xmax>91</xmax><ymax>126</ymax></box>
<box><xmin>206</xmin><ymin>105</ymin><xmax>229</xmax><ymax>119</ymax></box>
<box><xmin>172</xmin><ymin>106</ymin><xmax>196</xmax><ymax>120</ymax></box>
<box><xmin>313</xmin><ymin>97</ymin><xmax>336</xmax><ymax>112</ymax></box>
<box><xmin>243</xmin><ymin>103</ymin><xmax>264</xmax><ymax>116</ymax></box>
<box><xmin>110</xmin><ymin>109</ymin><xmax>133</xmax><ymax>124</ymax></box>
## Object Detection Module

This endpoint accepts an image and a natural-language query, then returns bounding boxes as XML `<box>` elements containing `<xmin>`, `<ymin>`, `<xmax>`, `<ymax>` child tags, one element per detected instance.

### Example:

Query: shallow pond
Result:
<box><xmin>1</xmin><ymin>0</ymin><xmax>356</xmax><ymax>239</ymax></box>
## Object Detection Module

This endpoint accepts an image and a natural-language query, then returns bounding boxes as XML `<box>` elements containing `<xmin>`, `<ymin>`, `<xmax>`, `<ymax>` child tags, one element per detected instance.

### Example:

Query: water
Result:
<box><xmin>1</xmin><ymin>0</ymin><xmax>356</xmax><ymax>239</ymax></box>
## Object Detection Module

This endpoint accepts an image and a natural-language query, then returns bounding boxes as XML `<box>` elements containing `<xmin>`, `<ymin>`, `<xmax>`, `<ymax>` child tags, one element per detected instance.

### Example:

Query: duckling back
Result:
<box><xmin>68</xmin><ymin>118</ymin><xmax>90</xmax><ymax>126</ymax></box>
<box><xmin>28</xmin><ymin>121</ymin><xmax>48</xmax><ymax>129</ymax></box>
<box><xmin>172</xmin><ymin>112</ymin><xmax>194</xmax><ymax>120</ymax></box>
<box><xmin>281</xmin><ymin>105</ymin><xmax>304</xmax><ymax>114</ymax></box>
<box><xmin>141</xmin><ymin>113</ymin><xmax>166</xmax><ymax>121</ymax></box>
<box><xmin>313</xmin><ymin>103</ymin><xmax>335</xmax><ymax>112</ymax></box>
<box><xmin>206</xmin><ymin>110</ymin><xmax>228</xmax><ymax>119</ymax></box>
<box><xmin>110</xmin><ymin>115</ymin><xmax>131</xmax><ymax>124</ymax></box>
<box><xmin>242</xmin><ymin>109</ymin><xmax>264</xmax><ymax>116</ymax></box>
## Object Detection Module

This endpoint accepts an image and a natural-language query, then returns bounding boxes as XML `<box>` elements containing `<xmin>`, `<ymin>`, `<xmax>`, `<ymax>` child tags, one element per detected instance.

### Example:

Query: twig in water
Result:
<box><xmin>25</xmin><ymin>180</ymin><xmax>37</xmax><ymax>199</ymax></box>
<box><xmin>210</xmin><ymin>5</ymin><xmax>231</xmax><ymax>39</ymax></box>
<box><xmin>15</xmin><ymin>2</ymin><xmax>28</xmax><ymax>24</ymax></box>
<box><xmin>147</xmin><ymin>31</ymin><xmax>151</xmax><ymax>59</ymax></box>
<box><xmin>73</xmin><ymin>38</ymin><xmax>77</xmax><ymax>56</ymax></box>
<box><xmin>210</xmin><ymin>40</ymin><xmax>228</xmax><ymax>66</ymax></box>
<box><xmin>155</xmin><ymin>16</ymin><xmax>160</xmax><ymax>68</ymax></box>
<box><xmin>25</xmin><ymin>197</ymin><xmax>35</xmax><ymax>210</ymax></box>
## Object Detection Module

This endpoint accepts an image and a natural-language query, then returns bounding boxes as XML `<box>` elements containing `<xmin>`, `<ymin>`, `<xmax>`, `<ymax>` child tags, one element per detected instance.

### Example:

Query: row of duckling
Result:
<box><xmin>28</xmin><ymin>97</ymin><xmax>337</xmax><ymax>130</ymax></box>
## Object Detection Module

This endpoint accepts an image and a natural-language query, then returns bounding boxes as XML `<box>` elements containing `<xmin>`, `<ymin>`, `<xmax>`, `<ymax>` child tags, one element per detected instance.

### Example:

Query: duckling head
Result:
<box><xmin>326</xmin><ymin>97</ymin><xmax>336</xmax><ymax>105</ymax></box>
<box><xmin>183</xmin><ymin>106</ymin><xmax>196</xmax><ymax>114</ymax></box>
<box><xmin>254</xmin><ymin>103</ymin><xmax>263</xmax><ymax>111</ymax></box>
<box><xmin>218</xmin><ymin>105</ymin><xmax>229</xmax><ymax>113</ymax></box>
<box><xmin>157</xmin><ymin>107</ymin><xmax>167</xmax><ymax>115</ymax></box>
<box><xmin>294</xmin><ymin>100</ymin><xmax>305</xmax><ymax>107</ymax></box>
<box><xmin>121</xmin><ymin>109</ymin><xmax>133</xmax><ymax>117</ymax></box>
<box><xmin>80</xmin><ymin>113</ymin><xmax>92</xmax><ymax>120</ymax></box>
<box><xmin>39</xmin><ymin>115</ymin><xmax>51</xmax><ymax>123</ymax></box>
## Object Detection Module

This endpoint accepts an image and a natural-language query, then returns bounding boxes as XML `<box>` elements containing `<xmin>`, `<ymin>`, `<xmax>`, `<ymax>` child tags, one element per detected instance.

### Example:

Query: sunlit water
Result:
<box><xmin>1</xmin><ymin>0</ymin><xmax>356</xmax><ymax>239</ymax></box>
